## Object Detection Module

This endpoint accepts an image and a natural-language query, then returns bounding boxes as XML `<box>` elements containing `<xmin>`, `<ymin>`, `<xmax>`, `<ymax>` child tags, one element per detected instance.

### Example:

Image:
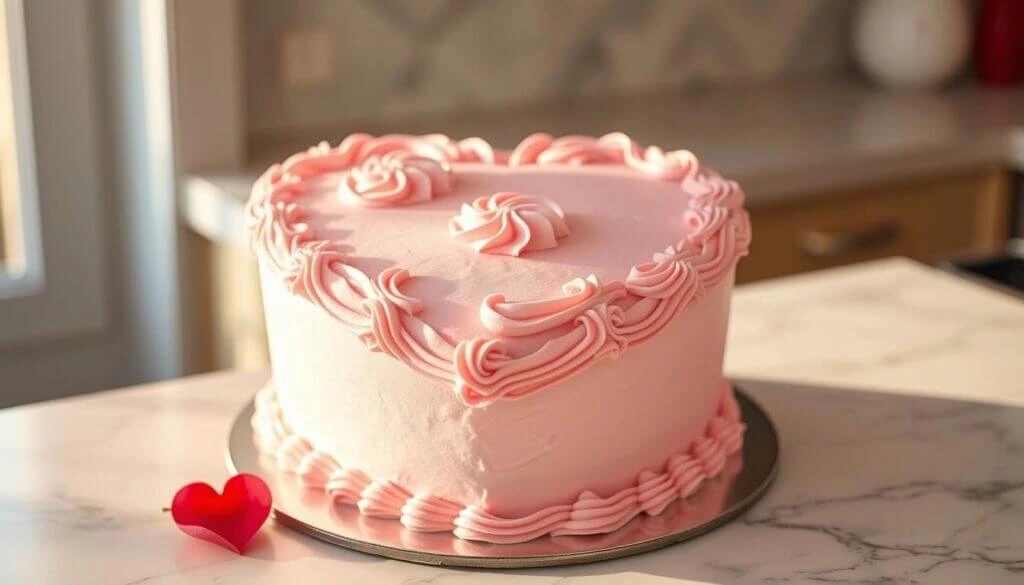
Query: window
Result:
<box><xmin>0</xmin><ymin>0</ymin><xmax>43</xmax><ymax>299</ymax></box>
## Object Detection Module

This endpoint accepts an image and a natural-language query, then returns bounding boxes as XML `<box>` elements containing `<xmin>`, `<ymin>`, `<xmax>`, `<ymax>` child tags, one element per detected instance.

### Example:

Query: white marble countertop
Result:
<box><xmin>3</xmin><ymin>258</ymin><xmax>1023</xmax><ymax>584</ymax></box>
<box><xmin>182</xmin><ymin>77</ymin><xmax>1024</xmax><ymax>248</ymax></box>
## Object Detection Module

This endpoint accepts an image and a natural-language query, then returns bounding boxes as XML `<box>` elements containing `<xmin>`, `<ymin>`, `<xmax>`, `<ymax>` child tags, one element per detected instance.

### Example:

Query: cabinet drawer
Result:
<box><xmin>737</xmin><ymin>169</ymin><xmax>1010</xmax><ymax>283</ymax></box>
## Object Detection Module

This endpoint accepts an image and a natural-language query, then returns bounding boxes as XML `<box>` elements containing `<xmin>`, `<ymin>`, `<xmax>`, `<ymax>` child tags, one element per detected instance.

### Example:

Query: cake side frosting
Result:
<box><xmin>259</xmin><ymin>265</ymin><xmax>736</xmax><ymax>520</ymax></box>
<box><xmin>245</xmin><ymin>132</ymin><xmax>752</xmax><ymax>408</ymax></box>
<box><xmin>252</xmin><ymin>378</ymin><xmax>745</xmax><ymax>544</ymax></box>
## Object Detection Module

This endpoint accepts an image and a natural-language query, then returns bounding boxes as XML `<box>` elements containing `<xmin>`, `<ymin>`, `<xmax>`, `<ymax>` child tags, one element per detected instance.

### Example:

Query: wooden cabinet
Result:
<box><xmin>737</xmin><ymin>168</ymin><xmax>1012</xmax><ymax>284</ymax></box>
<box><xmin>191</xmin><ymin>233</ymin><xmax>269</xmax><ymax>373</ymax></box>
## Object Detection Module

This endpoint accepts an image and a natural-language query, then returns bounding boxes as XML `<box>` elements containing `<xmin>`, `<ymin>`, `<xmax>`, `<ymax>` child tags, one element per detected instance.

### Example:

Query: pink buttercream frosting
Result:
<box><xmin>479</xmin><ymin>275</ymin><xmax>625</xmax><ymax>337</ymax></box>
<box><xmin>358</xmin><ymin>480</ymin><xmax>412</xmax><ymax>519</ymax></box>
<box><xmin>340</xmin><ymin>152</ymin><xmax>452</xmax><ymax>208</ymax></box>
<box><xmin>400</xmin><ymin>496</ymin><xmax>463</xmax><ymax>532</ymax></box>
<box><xmin>449</xmin><ymin>192</ymin><xmax>569</xmax><ymax>256</ymax></box>
<box><xmin>245</xmin><ymin>132</ymin><xmax>751</xmax><ymax>408</ymax></box>
<box><xmin>508</xmin><ymin>132</ymin><xmax>699</xmax><ymax>180</ymax></box>
<box><xmin>295</xmin><ymin>451</ymin><xmax>338</xmax><ymax>489</ymax></box>
<box><xmin>251</xmin><ymin>380</ymin><xmax>746</xmax><ymax>544</ymax></box>
<box><xmin>553</xmin><ymin>490</ymin><xmax>640</xmax><ymax>537</ymax></box>
<box><xmin>247</xmin><ymin>131</ymin><xmax>752</xmax><ymax>546</ymax></box>
<box><xmin>326</xmin><ymin>469</ymin><xmax>371</xmax><ymax>504</ymax></box>
<box><xmin>453</xmin><ymin>304</ymin><xmax>633</xmax><ymax>406</ymax></box>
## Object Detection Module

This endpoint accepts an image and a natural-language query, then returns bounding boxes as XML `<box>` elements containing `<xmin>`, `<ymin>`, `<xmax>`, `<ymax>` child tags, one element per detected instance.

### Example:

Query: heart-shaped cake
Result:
<box><xmin>247</xmin><ymin>133</ymin><xmax>750</xmax><ymax>543</ymax></box>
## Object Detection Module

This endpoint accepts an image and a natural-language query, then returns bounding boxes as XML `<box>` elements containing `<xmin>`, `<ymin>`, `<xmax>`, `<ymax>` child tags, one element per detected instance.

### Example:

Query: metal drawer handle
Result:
<box><xmin>799</xmin><ymin>222</ymin><xmax>900</xmax><ymax>258</ymax></box>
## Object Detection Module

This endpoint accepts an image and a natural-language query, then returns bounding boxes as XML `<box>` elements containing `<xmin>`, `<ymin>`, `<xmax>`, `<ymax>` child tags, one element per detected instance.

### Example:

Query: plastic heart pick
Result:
<box><xmin>171</xmin><ymin>473</ymin><xmax>272</xmax><ymax>554</ymax></box>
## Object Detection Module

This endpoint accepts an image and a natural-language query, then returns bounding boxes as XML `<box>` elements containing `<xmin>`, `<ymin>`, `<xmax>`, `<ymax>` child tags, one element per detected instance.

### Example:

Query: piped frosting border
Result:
<box><xmin>252</xmin><ymin>379</ymin><xmax>745</xmax><ymax>544</ymax></box>
<box><xmin>246</xmin><ymin>133</ymin><xmax>752</xmax><ymax>407</ymax></box>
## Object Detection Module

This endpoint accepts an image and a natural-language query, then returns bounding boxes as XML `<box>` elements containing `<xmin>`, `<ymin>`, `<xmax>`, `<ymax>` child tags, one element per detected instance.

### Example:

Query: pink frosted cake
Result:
<box><xmin>246</xmin><ymin>132</ymin><xmax>751</xmax><ymax>543</ymax></box>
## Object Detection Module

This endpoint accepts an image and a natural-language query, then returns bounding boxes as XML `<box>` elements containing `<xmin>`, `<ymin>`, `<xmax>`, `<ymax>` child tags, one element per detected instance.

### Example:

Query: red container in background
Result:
<box><xmin>975</xmin><ymin>0</ymin><xmax>1024</xmax><ymax>86</ymax></box>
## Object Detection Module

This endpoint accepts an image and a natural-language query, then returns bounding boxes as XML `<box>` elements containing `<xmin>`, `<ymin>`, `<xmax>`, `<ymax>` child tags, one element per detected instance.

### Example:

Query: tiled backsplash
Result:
<box><xmin>244</xmin><ymin>0</ymin><xmax>851</xmax><ymax>136</ymax></box>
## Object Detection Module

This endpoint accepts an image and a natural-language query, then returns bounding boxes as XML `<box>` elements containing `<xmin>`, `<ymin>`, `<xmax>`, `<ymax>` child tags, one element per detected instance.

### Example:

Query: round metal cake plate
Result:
<box><xmin>226</xmin><ymin>385</ymin><xmax>778</xmax><ymax>569</ymax></box>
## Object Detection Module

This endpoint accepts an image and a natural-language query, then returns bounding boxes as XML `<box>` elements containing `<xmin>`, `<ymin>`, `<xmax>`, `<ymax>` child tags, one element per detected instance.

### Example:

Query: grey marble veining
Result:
<box><xmin>727</xmin><ymin>259</ymin><xmax>1024</xmax><ymax>407</ymax></box>
<box><xmin>730</xmin><ymin>382</ymin><xmax>1024</xmax><ymax>583</ymax></box>
<box><xmin>1</xmin><ymin>259</ymin><xmax>1022</xmax><ymax>584</ymax></box>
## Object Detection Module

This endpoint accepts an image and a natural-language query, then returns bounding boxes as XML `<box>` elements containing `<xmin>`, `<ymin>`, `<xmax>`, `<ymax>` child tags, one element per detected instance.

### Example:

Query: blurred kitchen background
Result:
<box><xmin>0</xmin><ymin>0</ymin><xmax>1021</xmax><ymax>407</ymax></box>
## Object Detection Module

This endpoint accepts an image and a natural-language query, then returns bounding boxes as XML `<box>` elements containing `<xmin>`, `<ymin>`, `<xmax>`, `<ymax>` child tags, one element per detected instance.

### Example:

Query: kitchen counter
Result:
<box><xmin>3</xmin><ymin>258</ymin><xmax>1023</xmax><ymax>584</ymax></box>
<box><xmin>182</xmin><ymin>77</ymin><xmax>1024</xmax><ymax>248</ymax></box>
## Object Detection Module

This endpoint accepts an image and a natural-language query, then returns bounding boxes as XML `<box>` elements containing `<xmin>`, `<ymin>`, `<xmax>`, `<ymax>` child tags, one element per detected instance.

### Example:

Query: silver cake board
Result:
<box><xmin>226</xmin><ymin>385</ymin><xmax>779</xmax><ymax>569</ymax></box>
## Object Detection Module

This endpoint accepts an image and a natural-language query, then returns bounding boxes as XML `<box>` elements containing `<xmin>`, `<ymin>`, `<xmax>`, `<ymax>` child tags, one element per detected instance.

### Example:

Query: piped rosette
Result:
<box><xmin>340</xmin><ymin>152</ymin><xmax>452</xmax><ymax>208</ymax></box>
<box><xmin>449</xmin><ymin>192</ymin><xmax>569</xmax><ymax>256</ymax></box>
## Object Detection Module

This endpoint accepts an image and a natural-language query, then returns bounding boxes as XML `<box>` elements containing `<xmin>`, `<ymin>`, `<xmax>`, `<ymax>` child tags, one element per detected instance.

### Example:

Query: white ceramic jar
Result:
<box><xmin>853</xmin><ymin>0</ymin><xmax>972</xmax><ymax>90</ymax></box>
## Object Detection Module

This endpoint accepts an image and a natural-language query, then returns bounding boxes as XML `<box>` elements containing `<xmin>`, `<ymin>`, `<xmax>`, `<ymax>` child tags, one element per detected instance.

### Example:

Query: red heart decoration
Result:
<box><xmin>171</xmin><ymin>474</ymin><xmax>272</xmax><ymax>554</ymax></box>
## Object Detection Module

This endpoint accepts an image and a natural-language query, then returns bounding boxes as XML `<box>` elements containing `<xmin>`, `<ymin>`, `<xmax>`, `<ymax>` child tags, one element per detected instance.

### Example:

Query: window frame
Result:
<box><xmin>0</xmin><ymin>0</ymin><xmax>111</xmax><ymax>347</ymax></box>
<box><xmin>0</xmin><ymin>0</ymin><xmax>44</xmax><ymax>300</ymax></box>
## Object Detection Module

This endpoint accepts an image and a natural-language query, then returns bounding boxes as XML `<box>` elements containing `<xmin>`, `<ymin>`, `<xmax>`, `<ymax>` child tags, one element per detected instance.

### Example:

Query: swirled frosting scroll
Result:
<box><xmin>246</xmin><ymin>132</ymin><xmax>751</xmax><ymax>407</ymax></box>
<box><xmin>508</xmin><ymin>132</ymin><xmax>699</xmax><ymax>180</ymax></box>
<box><xmin>449</xmin><ymin>192</ymin><xmax>569</xmax><ymax>256</ymax></box>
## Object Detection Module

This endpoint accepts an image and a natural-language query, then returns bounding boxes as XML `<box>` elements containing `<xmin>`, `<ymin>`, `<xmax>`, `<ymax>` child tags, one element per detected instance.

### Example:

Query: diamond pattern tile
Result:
<box><xmin>245</xmin><ymin>0</ymin><xmax>850</xmax><ymax>134</ymax></box>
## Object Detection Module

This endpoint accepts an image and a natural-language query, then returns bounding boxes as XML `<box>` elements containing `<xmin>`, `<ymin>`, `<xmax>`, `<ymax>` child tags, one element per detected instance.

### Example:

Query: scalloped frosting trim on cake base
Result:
<box><xmin>246</xmin><ymin>133</ymin><xmax>752</xmax><ymax>408</ymax></box>
<box><xmin>251</xmin><ymin>380</ymin><xmax>746</xmax><ymax>544</ymax></box>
